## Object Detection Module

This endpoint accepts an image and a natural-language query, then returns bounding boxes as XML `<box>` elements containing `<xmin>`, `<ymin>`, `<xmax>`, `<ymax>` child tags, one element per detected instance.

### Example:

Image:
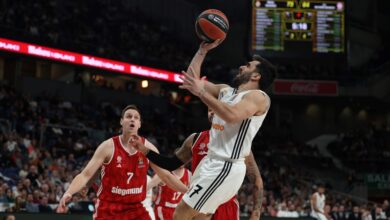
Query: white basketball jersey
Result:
<box><xmin>311</xmin><ymin>192</ymin><xmax>325</xmax><ymax>213</ymax></box>
<box><xmin>208</xmin><ymin>87</ymin><xmax>270</xmax><ymax>160</ymax></box>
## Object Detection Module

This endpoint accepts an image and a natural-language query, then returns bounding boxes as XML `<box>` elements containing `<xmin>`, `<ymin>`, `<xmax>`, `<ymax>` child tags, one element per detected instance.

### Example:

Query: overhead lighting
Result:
<box><xmin>141</xmin><ymin>80</ymin><xmax>148</xmax><ymax>88</ymax></box>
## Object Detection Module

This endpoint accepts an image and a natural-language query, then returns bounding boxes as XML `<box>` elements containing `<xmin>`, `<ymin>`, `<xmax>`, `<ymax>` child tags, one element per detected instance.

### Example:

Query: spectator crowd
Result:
<box><xmin>1</xmin><ymin>0</ymin><xmax>375</xmax><ymax>83</ymax></box>
<box><xmin>328</xmin><ymin>128</ymin><xmax>390</xmax><ymax>172</ymax></box>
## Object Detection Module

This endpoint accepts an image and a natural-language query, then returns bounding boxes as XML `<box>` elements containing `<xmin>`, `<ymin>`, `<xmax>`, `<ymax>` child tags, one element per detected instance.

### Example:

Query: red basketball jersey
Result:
<box><xmin>97</xmin><ymin>136</ymin><xmax>149</xmax><ymax>204</ymax></box>
<box><xmin>154</xmin><ymin>168</ymin><xmax>190</xmax><ymax>208</ymax></box>
<box><xmin>191</xmin><ymin>130</ymin><xmax>210</xmax><ymax>173</ymax></box>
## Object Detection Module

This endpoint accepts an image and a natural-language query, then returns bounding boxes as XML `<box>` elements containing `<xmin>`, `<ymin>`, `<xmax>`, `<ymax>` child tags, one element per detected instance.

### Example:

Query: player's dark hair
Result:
<box><xmin>317</xmin><ymin>182</ymin><xmax>325</xmax><ymax>188</ymax></box>
<box><xmin>121</xmin><ymin>105</ymin><xmax>141</xmax><ymax>119</ymax></box>
<box><xmin>253</xmin><ymin>55</ymin><xmax>277</xmax><ymax>90</ymax></box>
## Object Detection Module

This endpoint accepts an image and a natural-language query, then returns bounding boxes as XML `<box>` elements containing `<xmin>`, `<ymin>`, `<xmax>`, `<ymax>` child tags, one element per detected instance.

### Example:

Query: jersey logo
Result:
<box><xmin>111</xmin><ymin>186</ymin><xmax>143</xmax><ymax>196</ymax></box>
<box><xmin>212</xmin><ymin>123</ymin><xmax>224</xmax><ymax>131</ymax></box>
<box><xmin>199</xmin><ymin>143</ymin><xmax>207</xmax><ymax>149</ymax></box>
<box><xmin>138</xmin><ymin>157</ymin><xmax>145</xmax><ymax>168</ymax></box>
<box><xmin>198</xmin><ymin>151</ymin><xmax>208</xmax><ymax>155</ymax></box>
<box><xmin>116</xmin><ymin>156</ymin><xmax>122</xmax><ymax>168</ymax></box>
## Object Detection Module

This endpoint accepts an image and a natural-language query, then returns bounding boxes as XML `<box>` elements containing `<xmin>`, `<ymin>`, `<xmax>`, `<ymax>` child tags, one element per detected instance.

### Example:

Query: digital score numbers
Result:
<box><xmin>252</xmin><ymin>0</ymin><xmax>345</xmax><ymax>55</ymax></box>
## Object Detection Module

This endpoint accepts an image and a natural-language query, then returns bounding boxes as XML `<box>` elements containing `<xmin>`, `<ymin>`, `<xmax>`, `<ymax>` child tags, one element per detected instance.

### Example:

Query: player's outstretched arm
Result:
<box><xmin>181</xmin><ymin>73</ymin><xmax>268</xmax><ymax>123</ymax></box>
<box><xmin>245</xmin><ymin>151</ymin><xmax>264</xmax><ymax>220</ymax></box>
<box><xmin>184</xmin><ymin>40</ymin><xmax>228</xmax><ymax>98</ymax></box>
<box><xmin>132</xmin><ymin>133</ymin><xmax>195</xmax><ymax>171</ymax></box>
<box><xmin>182</xmin><ymin>70</ymin><xmax>227</xmax><ymax>98</ymax></box>
<box><xmin>130</xmin><ymin>136</ymin><xmax>188</xmax><ymax>193</ymax></box>
<box><xmin>151</xmin><ymin>165</ymin><xmax>188</xmax><ymax>193</ymax></box>
<box><xmin>147</xmin><ymin>174</ymin><xmax>162</xmax><ymax>191</ymax></box>
<box><xmin>57</xmin><ymin>140</ymin><xmax>112</xmax><ymax>213</ymax></box>
<box><xmin>187</xmin><ymin>40</ymin><xmax>224</xmax><ymax>79</ymax></box>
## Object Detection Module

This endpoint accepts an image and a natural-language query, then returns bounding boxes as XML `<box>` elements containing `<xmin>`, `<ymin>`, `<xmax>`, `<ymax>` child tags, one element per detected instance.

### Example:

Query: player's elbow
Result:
<box><xmin>80</xmin><ymin>170</ymin><xmax>94</xmax><ymax>182</ymax></box>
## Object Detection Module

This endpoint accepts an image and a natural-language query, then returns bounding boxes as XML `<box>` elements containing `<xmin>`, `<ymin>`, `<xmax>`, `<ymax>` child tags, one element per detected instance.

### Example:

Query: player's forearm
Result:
<box><xmin>156</xmin><ymin>170</ymin><xmax>188</xmax><ymax>193</ymax></box>
<box><xmin>247</xmin><ymin>165</ymin><xmax>263</xmax><ymax>211</ymax></box>
<box><xmin>162</xmin><ymin>176</ymin><xmax>188</xmax><ymax>193</ymax></box>
<box><xmin>65</xmin><ymin>173</ymin><xmax>90</xmax><ymax>196</ymax></box>
<box><xmin>199</xmin><ymin>90</ymin><xmax>237</xmax><ymax>123</ymax></box>
<box><xmin>250</xmin><ymin>186</ymin><xmax>263</xmax><ymax>220</ymax></box>
<box><xmin>187</xmin><ymin>49</ymin><xmax>207</xmax><ymax>78</ymax></box>
<box><xmin>252</xmin><ymin>179</ymin><xmax>263</xmax><ymax>208</ymax></box>
<box><xmin>85</xmin><ymin>169</ymin><xmax>100</xmax><ymax>188</ymax></box>
<box><xmin>254</xmin><ymin>171</ymin><xmax>264</xmax><ymax>210</ymax></box>
<box><xmin>245</xmin><ymin>152</ymin><xmax>263</xmax><ymax>215</ymax></box>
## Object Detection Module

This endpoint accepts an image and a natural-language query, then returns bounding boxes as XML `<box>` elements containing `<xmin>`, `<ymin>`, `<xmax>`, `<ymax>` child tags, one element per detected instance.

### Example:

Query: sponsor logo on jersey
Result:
<box><xmin>111</xmin><ymin>186</ymin><xmax>143</xmax><ymax>196</ymax></box>
<box><xmin>116</xmin><ymin>156</ymin><xmax>122</xmax><ymax>168</ymax></box>
<box><xmin>212</xmin><ymin>123</ymin><xmax>224</xmax><ymax>131</ymax></box>
<box><xmin>138</xmin><ymin>157</ymin><xmax>145</xmax><ymax>168</ymax></box>
<box><xmin>198</xmin><ymin>150</ymin><xmax>208</xmax><ymax>155</ymax></box>
<box><xmin>199</xmin><ymin>143</ymin><xmax>207</xmax><ymax>149</ymax></box>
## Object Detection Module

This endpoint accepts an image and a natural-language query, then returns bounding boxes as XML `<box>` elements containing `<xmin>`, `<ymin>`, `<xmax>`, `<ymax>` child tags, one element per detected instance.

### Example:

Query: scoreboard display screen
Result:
<box><xmin>251</xmin><ymin>0</ymin><xmax>345</xmax><ymax>57</ymax></box>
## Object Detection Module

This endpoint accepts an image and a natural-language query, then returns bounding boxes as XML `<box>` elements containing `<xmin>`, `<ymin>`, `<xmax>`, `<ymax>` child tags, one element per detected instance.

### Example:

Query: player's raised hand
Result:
<box><xmin>56</xmin><ymin>192</ymin><xmax>72</xmax><ymax>213</ymax></box>
<box><xmin>179</xmin><ymin>69</ymin><xmax>206</xmax><ymax>97</ymax></box>
<box><xmin>129</xmin><ymin>135</ymin><xmax>149</xmax><ymax>154</ymax></box>
<box><xmin>199</xmin><ymin>38</ymin><xmax>224</xmax><ymax>53</ymax></box>
<box><xmin>129</xmin><ymin>135</ymin><xmax>142</xmax><ymax>147</ymax></box>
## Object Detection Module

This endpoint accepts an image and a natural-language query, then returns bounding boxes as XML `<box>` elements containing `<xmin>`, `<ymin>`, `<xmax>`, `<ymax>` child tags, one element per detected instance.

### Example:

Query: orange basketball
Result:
<box><xmin>195</xmin><ymin>9</ymin><xmax>229</xmax><ymax>42</ymax></box>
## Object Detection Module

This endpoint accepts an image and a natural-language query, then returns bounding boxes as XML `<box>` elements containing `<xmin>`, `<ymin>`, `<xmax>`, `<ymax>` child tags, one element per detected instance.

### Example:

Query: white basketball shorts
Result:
<box><xmin>182</xmin><ymin>156</ymin><xmax>246</xmax><ymax>214</ymax></box>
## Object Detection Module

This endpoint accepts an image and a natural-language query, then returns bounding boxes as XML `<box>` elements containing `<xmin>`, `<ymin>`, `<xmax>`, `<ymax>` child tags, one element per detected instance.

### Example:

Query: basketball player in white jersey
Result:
<box><xmin>175</xmin><ymin>40</ymin><xmax>276</xmax><ymax>220</ymax></box>
<box><xmin>143</xmin><ymin>175</ymin><xmax>156</xmax><ymax>220</ymax></box>
<box><xmin>311</xmin><ymin>184</ymin><xmax>329</xmax><ymax>220</ymax></box>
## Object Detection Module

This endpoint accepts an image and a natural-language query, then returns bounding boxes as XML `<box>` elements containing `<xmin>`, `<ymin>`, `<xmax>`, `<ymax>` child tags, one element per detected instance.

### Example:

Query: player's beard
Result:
<box><xmin>232</xmin><ymin>72</ymin><xmax>252</xmax><ymax>87</ymax></box>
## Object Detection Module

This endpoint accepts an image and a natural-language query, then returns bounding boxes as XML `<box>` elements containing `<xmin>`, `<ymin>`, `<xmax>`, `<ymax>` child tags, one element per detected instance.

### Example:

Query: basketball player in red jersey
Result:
<box><xmin>147</xmin><ymin>166</ymin><xmax>191</xmax><ymax>220</ymax></box>
<box><xmin>56</xmin><ymin>105</ymin><xmax>188</xmax><ymax>220</ymax></box>
<box><xmin>130</xmin><ymin>109</ymin><xmax>263</xmax><ymax>220</ymax></box>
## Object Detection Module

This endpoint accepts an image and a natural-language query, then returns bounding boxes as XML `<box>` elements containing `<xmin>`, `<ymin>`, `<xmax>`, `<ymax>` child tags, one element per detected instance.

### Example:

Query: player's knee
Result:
<box><xmin>173</xmin><ymin>201</ymin><xmax>197</xmax><ymax>220</ymax></box>
<box><xmin>173</xmin><ymin>202</ymin><xmax>186</xmax><ymax>219</ymax></box>
<box><xmin>192</xmin><ymin>213</ymin><xmax>212</xmax><ymax>220</ymax></box>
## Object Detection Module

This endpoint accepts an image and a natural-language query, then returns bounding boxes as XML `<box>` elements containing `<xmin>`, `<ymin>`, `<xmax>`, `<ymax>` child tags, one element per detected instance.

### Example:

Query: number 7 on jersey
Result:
<box><xmin>127</xmin><ymin>172</ymin><xmax>134</xmax><ymax>184</ymax></box>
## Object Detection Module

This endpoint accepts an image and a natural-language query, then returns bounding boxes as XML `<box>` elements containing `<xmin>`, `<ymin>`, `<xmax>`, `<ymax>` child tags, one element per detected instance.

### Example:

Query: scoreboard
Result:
<box><xmin>251</xmin><ymin>0</ymin><xmax>345</xmax><ymax>57</ymax></box>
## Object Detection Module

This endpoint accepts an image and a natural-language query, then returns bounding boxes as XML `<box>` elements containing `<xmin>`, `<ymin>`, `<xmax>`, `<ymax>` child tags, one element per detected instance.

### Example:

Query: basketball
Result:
<box><xmin>195</xmin><ymin>9</ymin><xmax>229</xmax><ymax>42</ymax></box>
